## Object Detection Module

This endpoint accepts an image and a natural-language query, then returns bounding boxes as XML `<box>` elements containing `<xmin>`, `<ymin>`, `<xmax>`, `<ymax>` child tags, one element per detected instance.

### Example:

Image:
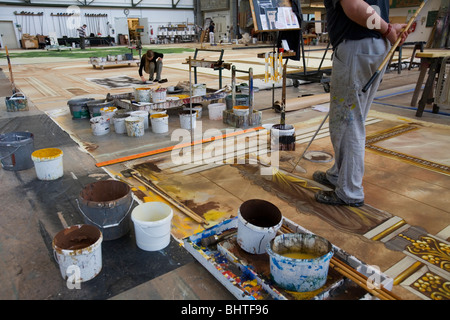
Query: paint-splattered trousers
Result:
<box><xmin>148</xmin><ymin>59</ymin><xmax>163</xmax><ymax>81</ymax></box>
<box><xmin>326</xmin><ymin>37</ymin><xmax>390</xmax><ymax>204</ymax></box>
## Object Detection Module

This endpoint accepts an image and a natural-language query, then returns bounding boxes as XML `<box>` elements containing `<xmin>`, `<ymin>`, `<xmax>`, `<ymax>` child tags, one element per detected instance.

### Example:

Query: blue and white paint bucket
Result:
<box><xmin>267</xmin><ymin>233</ymin><xmax>333</xmax><ymax>292</ymax></box>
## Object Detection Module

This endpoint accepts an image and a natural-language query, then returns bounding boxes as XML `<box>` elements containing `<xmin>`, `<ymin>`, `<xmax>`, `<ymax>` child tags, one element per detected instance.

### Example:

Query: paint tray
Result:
<box><xmin>183</xmin><ymin>217</ymin><xmax>394</xmax><ymax>300</ymax></box>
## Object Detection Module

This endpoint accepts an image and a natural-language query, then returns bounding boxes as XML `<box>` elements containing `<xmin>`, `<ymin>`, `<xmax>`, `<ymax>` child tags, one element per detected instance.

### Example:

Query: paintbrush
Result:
<box><xmin>200</xmin><ymin>228</ymin><xmax>237</xmax><ymax>247</ymax></box>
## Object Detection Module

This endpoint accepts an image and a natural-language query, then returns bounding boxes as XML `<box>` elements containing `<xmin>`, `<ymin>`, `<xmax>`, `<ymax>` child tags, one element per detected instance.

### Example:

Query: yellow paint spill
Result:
<box><xmin>137</xmin><ymin>186</ymin><xmax>146</xmax><ymax>191</ymax></box>
<box><xmin>204</xmin><ymin>210</ymin><xmax>228</xmax><ymax>222</ymax></box>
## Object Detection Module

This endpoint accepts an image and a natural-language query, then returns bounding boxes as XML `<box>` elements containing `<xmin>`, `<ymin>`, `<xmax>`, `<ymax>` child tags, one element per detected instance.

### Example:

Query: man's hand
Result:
<box><xmin>386</xmin><ymin>23</ymin><xmax>411</xmax><ymax>46</ymax></box>
<box><xmin>140</xmin><ymin>76</ymin><xmax>145</xmax><ymax>82</ymax></box>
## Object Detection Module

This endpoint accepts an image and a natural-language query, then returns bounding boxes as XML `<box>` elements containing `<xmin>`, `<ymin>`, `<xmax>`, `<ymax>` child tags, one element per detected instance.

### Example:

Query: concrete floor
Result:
<box><xmin>0</xmin><ymin>43</ymin><xmax>449</xmax><ymax>302</ymax></box>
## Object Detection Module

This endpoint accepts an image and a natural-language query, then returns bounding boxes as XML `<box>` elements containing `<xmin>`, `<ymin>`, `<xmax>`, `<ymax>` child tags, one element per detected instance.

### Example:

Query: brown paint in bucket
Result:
<box><xmin>239</xmin><ymin>199</ymin><xmax>282</xmax><ymax>228</ymax></box>
<box><xmin>52</xmin><ymin>224</ymin><xmax>103</xmax><ymax>282</ymax></box>
<box><xmin>237</xmin><ymin>199</ymin><xmax>283</xmax><ymax>254</ymax></box>
<box><xmin>53</xmin><ymin>224</ymin><xmax>101</xmax><ymax>251</ymax></box>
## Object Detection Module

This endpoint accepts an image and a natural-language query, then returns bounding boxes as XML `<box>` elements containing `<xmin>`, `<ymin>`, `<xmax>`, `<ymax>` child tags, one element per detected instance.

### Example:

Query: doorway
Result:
<box><xmin>0</xmin><ymin>21</ymin><xmax>19</xmax><ymax>49</ymax></box>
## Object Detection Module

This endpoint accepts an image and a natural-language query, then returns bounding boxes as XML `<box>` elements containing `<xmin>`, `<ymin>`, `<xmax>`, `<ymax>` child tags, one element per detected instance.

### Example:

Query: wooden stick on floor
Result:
<box><xmin>129</xmin><ymin>170</ymin><xmax>207</xmax><ymax>224</ymax></box>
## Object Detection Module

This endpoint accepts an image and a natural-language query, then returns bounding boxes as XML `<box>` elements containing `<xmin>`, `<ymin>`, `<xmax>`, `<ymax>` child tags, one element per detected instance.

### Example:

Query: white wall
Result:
<box><xmin>389</xmin><ymin>0</ymin><xmax>443</xmax><ymax>43</ymax></box>
<box><xmin>0</xmin><ymin>3</ymin><xmax>195</xmax><ymax>47</ymax></box>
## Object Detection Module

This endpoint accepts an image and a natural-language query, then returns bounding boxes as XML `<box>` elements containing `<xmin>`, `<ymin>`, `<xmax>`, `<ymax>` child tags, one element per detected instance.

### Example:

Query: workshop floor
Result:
<box><xmin>0</xmin><ymin>43</ymin><xmax>449</xmax><ymax>301</ymax></box>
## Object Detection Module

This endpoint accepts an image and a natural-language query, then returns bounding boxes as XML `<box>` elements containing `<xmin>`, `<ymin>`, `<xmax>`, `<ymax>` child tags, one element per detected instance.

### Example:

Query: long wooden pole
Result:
<box><xmin>362</xmin><ymin>0</ymin><xmax>427</xmax><ymax>92</ymax></box>
<box><xmin>5</xmin><ymin>46</ymin><xmax>16</xmax><ymax>94</ymax></box>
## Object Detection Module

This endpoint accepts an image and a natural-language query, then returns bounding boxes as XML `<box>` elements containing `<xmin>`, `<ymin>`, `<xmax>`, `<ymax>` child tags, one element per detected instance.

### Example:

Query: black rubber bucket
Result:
<box><xmin>77</xmin><ymin>180</ymin><xmax>133</xmax><ymax>241</ymax></box>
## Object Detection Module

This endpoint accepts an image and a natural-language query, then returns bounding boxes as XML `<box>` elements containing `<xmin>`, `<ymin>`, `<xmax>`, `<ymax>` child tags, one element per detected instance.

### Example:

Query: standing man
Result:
<box><xmin>313</xmin><ymin>0</ymin><xmax>410</xmax><ymax>207</ymax></box>
<box><xmin>77</xmin><ymin>24</ymin><xmax>87</xmax><ymax>50</ymax></box>
<box><xmin>209</xmin><ymin>21</ymin><xmax>215</xmax><ymax>45</ymax></box>
<box><xmin>139</xmin><ymin>50</ymin><xmax>167</xmax><ymax>83</ymax></box>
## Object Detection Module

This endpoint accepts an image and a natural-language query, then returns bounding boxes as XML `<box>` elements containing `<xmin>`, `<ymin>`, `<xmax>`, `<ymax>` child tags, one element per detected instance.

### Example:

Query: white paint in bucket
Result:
<box><xmin>31</xmin><ymin>148</ymin><xmax>64</xmax><ymax>180</ymax></box>
<box><xmin>131</xmin><ymin>202</ymin><xmax>173</xmax><ymax>251</ymax></box>
<box><xmin>237</xmin><ymin>199</ymin><xmax>282</xmax><ymax>254</ymax></box>
<box><xmin>207</xmin><ymin>103</ymin><xmax>226</xmax><ymax>120</ymax></box>
<box><xmin>52</xmin><ymin>224</ymin><xmax>103</xmax><ymax>282</ymax></box>
<box><xmin>150</xmin><ymin>114</ymin><xmax>169</xmax><ymax>133</ymax></box>
<box><xmin>266</xmin><ymin>233</ymin><xmax>333</xmax><ymax>292</ymax></box>
<box><xmin>125</xmin><ymin>116</ymin><xmax>145</xmax><ymax>137</ymax></box>
<box><xmin>179</xmin><ymin>111</ymin><xmax>197</xmax><ymax>130</ymax></box>
<box><xmin>130</xmin><ymin>111</ymin><xmax>149</xmax><ymax>129</ymax></box>
<box><xmin>90</xmin><ymin>116</ymin><xmax>110</xmax><ymax>136</ymax></box>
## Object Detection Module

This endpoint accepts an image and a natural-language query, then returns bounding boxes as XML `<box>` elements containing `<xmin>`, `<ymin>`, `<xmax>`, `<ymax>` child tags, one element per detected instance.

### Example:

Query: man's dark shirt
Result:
<box><xmin>324</xmin><ymin>0</ymin><xmax>389</xmax><ymax>48</ymax></box>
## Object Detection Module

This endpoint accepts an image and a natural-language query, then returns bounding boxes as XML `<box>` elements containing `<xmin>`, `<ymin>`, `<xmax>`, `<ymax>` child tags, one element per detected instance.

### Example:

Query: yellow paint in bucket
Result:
<box><xmin>31</xmin><ymin>148</ymin><xmax>64</xmax><ymax>180</ymax></box>
<box><xmin>233</xmin><ymin>105</ymin><xmax>250</xmax><ymax>116</ymax></box>
<box><xmin>150</xmin><ymin>113</ymin><xmax>169</xmax><ymax>133</ymax></box>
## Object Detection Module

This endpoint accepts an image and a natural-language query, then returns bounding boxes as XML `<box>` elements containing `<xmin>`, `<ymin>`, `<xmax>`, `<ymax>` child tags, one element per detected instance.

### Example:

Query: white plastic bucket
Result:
<box><xmin>90</xmin><ymin>116</ymin><xmax>110</xmax><ymax>136</ymax></box>
<box><xmin>130</xmin><ymin>110</ymin><xmax>149</xmax><ymax>129</ymax></box>
<box><xmin>31</xmin><ymin>148</ymin><xmax>64</xmax><ymax>180</ymax></box>
<box><xmin>113</xmin><ymin>114</ymin><xmax>129</xmax><ymax>134</ymax></box>
<box><xmin>150</xmin><ymin>114</ymin><xmax>169</xmax><ymax>133</ymax></box>
<box><xmin>192</xmin><ymin>83</ymin><xmax>206</xmax><ymax>96</ymax></box>
<box><xmin>125</xmin><ymin>116</ymin><xmax>145</xmax><ymax>137</ymax></box>
<box><xmin>179</xmin><ymin>111</ymin><xmax>196</xmax><ymax>130</ymax></box>
<box><xmin>183</xmin><ymin>105</ymin><xmax>203</xmax><ymax>119</ymax></box>
<box><xmin>52</xmin><ymin>224</ymin><xmax>103</xmax><ymax>282</ymax></box>
<box><xmin>131</xmin><ymin>202</ymin><xmax>173</xmax><ymax>251</ymax></box>
<box><xmin>152</xmin><ymin>89</ymin><xmax>167</xmax><ymax>103</ymax></box>
<box><xmin>134</xmin><ymin>87</ymin><xmax>152</xmax><ymax>102</ymax></box>
<box><xmin>237</xmin><ymin>199</ymin><xmax>282</xmax><ymax>254</ymax></box>
<box><xmin>208</xmin><ymin>103</ymin><xmax>226</xmax><ymax>120</ymax></box>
